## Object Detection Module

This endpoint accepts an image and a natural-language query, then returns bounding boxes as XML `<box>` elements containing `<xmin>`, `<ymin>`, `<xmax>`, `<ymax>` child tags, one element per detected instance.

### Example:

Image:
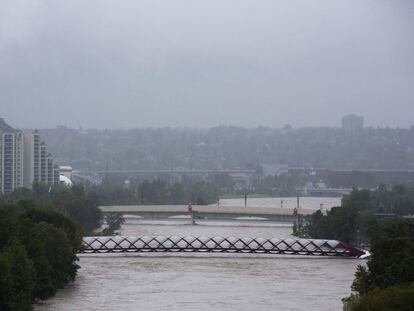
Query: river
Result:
<box><xmin>35</xmin><ymin>197</ymin><xmax>360</xmax><ymax>311</ymax></box>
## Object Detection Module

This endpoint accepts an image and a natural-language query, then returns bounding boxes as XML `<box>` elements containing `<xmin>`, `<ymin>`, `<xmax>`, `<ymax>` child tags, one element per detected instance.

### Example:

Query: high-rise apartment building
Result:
<box><xmin>0</xmin><ymin>118</ymin><xmax>59</xmax><ymax>194</ymax></box>
<box><xmin>0</xmin><ymin>119</ymin><xmax>24</xmax><ymax>193</ymax></box>
<box><xmin>342</xmin><ymin>114</ymin><xmax>364</xmax><ymax>132</ymax></box>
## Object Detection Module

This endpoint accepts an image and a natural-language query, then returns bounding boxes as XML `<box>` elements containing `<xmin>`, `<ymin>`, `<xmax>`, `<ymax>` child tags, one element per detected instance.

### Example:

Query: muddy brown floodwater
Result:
<box><xmin>36</xmin><ymin>217</ymin><xmax>361</xmax><ymax>311</ymax></box>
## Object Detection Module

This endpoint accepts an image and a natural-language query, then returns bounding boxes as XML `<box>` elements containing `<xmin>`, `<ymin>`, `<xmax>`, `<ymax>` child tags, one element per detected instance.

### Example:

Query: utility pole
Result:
<box><xmin>190</xmin><ymin>148</ymin><xmax>194</xmax><ymax>204</ymax></box>
<box><xmin>105</xmin><ymin>160</ymin><xmax>109</xmax><ymax>183</ymax></box>
<box><xmin>296</xmin><ymin>193</ymin><xmax>301</xmax><ymax>230</ymax></box>
<box><xmin>297</xmin><ymin>194</ymin><xmax>300</xmax><ymax>210</ymax></box>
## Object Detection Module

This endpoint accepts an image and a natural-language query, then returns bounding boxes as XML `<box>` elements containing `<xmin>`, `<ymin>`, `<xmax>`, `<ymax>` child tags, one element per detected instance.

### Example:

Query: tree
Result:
<box><xmin>347</xmin><ymin>283</ymin><xmax>414</xmax><ymax>311</ymax></box>
<box><xmin>20</xmin><ymin>208</ymin><xmax>82</xmax><ymax>249</ymax></box>
<box><xmin>191</xmin><ymin>182</ymin><xmax>218</xmax><ymax>205</ymax></box>
<box><xmin>18</xmin><ymin>221</ymin><xmax>79</xmax><ymax>300</ymax></box>
<box><xmin>365</xmin><ymin>220</ymin><xmax>414</xmax><ymax>289</ymax></box>
<box><xmin>346</xmin><ymin>220</ymin><xmax>414</xmax><ymax>310</ymax></box>
<box><xmin>304</xmin><ymin>206</ymin><xmax>359</xmax><ymax>243</ymax></box>
<box><xmin>0</xmin><ymin>204</ymin><xmax>18</xmax><ymax>248</ymax></box>
<box><xmin>102</xmin><ymin>213</ymin><xmax>125</xmax><ymax>235</ymax></box>
<box><xmin>0</xmin><ymin>202</ymin><xmax>83</xmax><ymax>307</ymax></box>
<box><xmin>0</xmin><ymin>240</ymin><xmax>36</xmax><ymax>311</ymax></box>
<box><xmin>342</xmin><ymin>189</ymin><xmax>373</xmax><ymax>211</ymax></box>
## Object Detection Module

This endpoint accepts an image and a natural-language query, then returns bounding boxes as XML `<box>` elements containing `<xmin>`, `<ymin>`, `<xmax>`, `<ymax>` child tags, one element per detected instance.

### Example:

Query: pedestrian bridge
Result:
<box><xmin>81</xmin><ymin>236</ymin><xmax>367</xmax><ymax>258</ymax></box>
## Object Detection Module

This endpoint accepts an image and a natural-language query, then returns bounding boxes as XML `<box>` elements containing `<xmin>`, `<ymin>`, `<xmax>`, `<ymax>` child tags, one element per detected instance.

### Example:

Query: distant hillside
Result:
<box><xmin>38</xmin><ymin>126</ymin><xmax>414</xmax><ymax>171</ymax></box>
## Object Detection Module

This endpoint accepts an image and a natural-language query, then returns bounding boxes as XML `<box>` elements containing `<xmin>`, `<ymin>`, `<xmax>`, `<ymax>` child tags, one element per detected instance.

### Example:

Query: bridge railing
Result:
<box><xmin>81</xmin><ymin>236</ymin><xmax>366</xmax><ymax>258</ymax></box>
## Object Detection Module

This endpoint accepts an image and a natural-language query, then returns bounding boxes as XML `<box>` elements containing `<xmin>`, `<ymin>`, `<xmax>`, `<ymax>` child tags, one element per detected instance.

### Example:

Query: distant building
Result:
<box><xmin>0</xmin><ymin>118</ymin><xmax>24</xmax><ymax>193</ymax></box>
<box><xmin>0</xmin><ymin>118</ymin><xmax>59</xmax><ymax>194</ymax></box>
<box><xmin>59</xmin><ymin>166</ymin><xmax>73</xmax><ymax>180</ymax></box>
<box><xmin>260</xmin><ymin>164</ymin><xmax>288</xmax><ymax>177</ymax></box>
<box><xmin>59</xmin><ymin>174</ymin><xmax>73</xmax><ymax>187</ymax></box>
<box><xmin>342</xmin><ymin>114</ymin><xmax>364</xmax><ymax>132</ymax></box>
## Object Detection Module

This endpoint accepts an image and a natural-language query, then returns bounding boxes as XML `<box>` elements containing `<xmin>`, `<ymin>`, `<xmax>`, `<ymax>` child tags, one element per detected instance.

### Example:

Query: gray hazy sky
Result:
<box><xmin>1</xmin><ymin>0</ymin><xmax>413</xmax><ymax>129</ymax></box>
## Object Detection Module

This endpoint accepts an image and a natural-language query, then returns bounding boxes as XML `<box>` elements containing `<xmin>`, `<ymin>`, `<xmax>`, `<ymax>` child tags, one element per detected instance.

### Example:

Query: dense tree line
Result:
<box><xmin>0</xmin><ymin>184</ymin><xmax>108</xmax><ymax>310</ymax></box>
<box><xmin>88</xmin><ymin>179</ymin><xmax>219</xmax><ymax>206</ymax></box>
<box><xmin>0</xmin><ymin>204</ymin><xmax>82</xmax><ymax>310</ymax></box>
<box><xmin>326</xmin><ymin>171</ymin><xmax>379</xmax><ymax>189</ymax></box>
<box><xmin>344</xmin><ymin>220</ymin><xmax>414</xmax><ymax>310</ymax></box>
<box><xmin>294</xmin><ymin>184</ymin><xmax>414</xmax><ymax>245</ymax></box>
<box><xmin>293</xmin><ymin>185</ymin><xmax>414</xmax><ymax>309</ymax></box>
<box><xmin>3</xmin><ymin>183</ymin><xmax>103</xmax><ymax>233</ymax></box>
<box><xmin>342</xmin><ymin>184</ymin><xmax>414</xmax><ymax>216</ymax></box>
<box><xmin>39</xmin><ymin>126</ymin><xmax>414</xmax><ymax>172</ymax></box>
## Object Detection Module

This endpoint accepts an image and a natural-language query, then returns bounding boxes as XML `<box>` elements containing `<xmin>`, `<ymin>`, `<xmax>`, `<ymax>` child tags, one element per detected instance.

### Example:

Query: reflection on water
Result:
<box><xmin>35</xmin><ymin>219</ymin><xmax>360</xmax><ymax>311</ymax></box>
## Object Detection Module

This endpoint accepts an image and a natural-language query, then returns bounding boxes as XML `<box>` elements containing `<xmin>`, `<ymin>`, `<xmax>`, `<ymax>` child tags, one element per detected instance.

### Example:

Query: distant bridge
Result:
<box><xmin>81</xmin><ymin>235</ymin><xmax>367</xmax><ymax>258</ymax></box>
<box><xmin>297</xmin><ymin>187</ymin><xmax>351</xmax><ymax>197</ymax></box>
<box><xmin>94</xmin><ymin>169</ymin><xmax>256</xmax><ymax>175</ymax></box>
<box><xmin>98</xmin><ymin>205</ymin><xmax>315</xmax><ymax>223</ymax></box>
<box><xmin>289</xmin><ymin>167</ymin><xmax>414</xmax><ymax>173</ymax></box>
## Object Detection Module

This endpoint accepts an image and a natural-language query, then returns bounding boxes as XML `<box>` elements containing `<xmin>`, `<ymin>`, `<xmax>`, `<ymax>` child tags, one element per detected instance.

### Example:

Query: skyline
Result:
<box><xmin>2</xmin><ymin>115</ymin><xmax>414</xmax><ymax>131</ymax></box>
<box><xmin>2</xmin><ymin>112</ymin><xmax>414</xmax><ymax>130</ymax></box>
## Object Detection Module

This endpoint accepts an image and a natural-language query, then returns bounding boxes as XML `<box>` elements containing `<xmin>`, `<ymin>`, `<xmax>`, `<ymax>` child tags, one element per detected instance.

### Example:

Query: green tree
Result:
<box><xmin>18</xmin><ymin>222</ymin><xmax>78</xmax><ymax>300</ymax></box>
<box><xmin>364</xmin><ymin>220</ymin><xmax>414</xmax><ymax>289</ymax></box>
<box><xmin>0</xmin><ymin>192</ymin><xmax>91</xmax><ymax>309</ymax></box>
<box><xmin>102</xmin><ymin>213</ymin><xmax>125</xmax><ymax>235</ymax></box>
<box><xmin>0</xmin><ymin>240</ymin><xmax>36</xmax><ymax>311</ymax></box>
<box><xmin>342</xmin><ymin>189</ymin><xmax>373</xmax><ymax>211</ymax></box>
<box><xmin>20</xmin><ymin>208</ymin><xmax>82</xmax><ymax>249</ymax></box>
<box><xmin>346</xmin><ymin>220</ymin><xmax>414</xmax><ymax>310</ymax></box>
<box><xmin>347</xmin><ymin>283</ymin><xmax>414</xmax><ymax>311</ymax></box>
<box><xmin>190</xmin><ymin>182</ymin><xmax>218</xmax><ymax>205</ymax></box>
<box><xmin>305</xmin><ymin>206</ymin><xmax>358</xmax><ymax>243</ymax></box>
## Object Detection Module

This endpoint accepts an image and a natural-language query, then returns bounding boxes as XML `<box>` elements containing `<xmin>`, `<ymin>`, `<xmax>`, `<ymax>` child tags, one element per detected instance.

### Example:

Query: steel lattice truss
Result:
<box><xmin>81</xmin><ymin>236</ymin><xmax>365</xmax><ymax>258</ymax></box>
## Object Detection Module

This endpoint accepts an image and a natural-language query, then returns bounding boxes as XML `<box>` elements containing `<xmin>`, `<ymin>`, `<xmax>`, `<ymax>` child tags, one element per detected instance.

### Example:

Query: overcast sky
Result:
<box><xmin>1</xmin><ymin>0</ymin><xmax>413</xmax><ymax>129</ymax></box>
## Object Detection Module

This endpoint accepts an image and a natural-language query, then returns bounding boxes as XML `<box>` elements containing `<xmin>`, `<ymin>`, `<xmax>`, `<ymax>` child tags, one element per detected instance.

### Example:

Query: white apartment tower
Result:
<box><xmin>0</xmin><ymin>119</ymin><xmax>24</xmax><ymax>193</ymax></box>
<box><xmin>0</xmin><ymin>118</ymin><xmax>59</xmax><ymax>194</ymax></box>
<box><xmin>23</xmin><ymin>131</ymin><xmax>59</xmax><ymax>187</ymax></box>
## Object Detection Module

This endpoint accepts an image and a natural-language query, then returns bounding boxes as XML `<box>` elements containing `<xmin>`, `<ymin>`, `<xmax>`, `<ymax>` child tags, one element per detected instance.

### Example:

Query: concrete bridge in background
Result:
<box><xmin>98</xmin><ymin>205</ymin><xmax>316</xmax><ymax>223</ymax></box>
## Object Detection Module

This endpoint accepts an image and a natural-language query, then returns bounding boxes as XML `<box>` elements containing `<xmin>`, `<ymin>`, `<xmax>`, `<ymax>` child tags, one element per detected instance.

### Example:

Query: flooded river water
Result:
<box><xmin>36</xmin><ymin>197</ymin><xmax>360</xmax><ymax>311</ymax></box>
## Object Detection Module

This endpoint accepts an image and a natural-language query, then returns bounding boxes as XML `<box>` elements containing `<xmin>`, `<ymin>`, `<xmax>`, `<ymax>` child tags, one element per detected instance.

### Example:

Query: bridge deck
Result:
<box><xmin>99</xmin><ymin>205</ymin><xmax>316</xmax><ymax>216</ymax></box>
<box><xmin>81</xmin><ymin>236</ymin><xmax>366</xmax><ymax>258</ymax></box>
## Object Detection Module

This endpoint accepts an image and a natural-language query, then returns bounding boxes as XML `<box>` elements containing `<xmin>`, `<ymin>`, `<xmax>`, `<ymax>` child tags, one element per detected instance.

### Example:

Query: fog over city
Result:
<box><xmin>2</xmin><ymin>2</ymin><xmax>414</xmax><ymax>310</ymax></box>
<box><xmin>1</xmin><ymin>0</ymin><xmax>414</xmax><ymax>129</ymax></box>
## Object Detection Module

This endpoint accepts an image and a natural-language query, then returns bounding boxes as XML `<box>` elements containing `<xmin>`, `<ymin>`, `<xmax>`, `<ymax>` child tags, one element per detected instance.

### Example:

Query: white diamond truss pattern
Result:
<box><xmin>81</xmin><ymin>236</ymin><xmax>365</xmax><ymax>258</ymax></box>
